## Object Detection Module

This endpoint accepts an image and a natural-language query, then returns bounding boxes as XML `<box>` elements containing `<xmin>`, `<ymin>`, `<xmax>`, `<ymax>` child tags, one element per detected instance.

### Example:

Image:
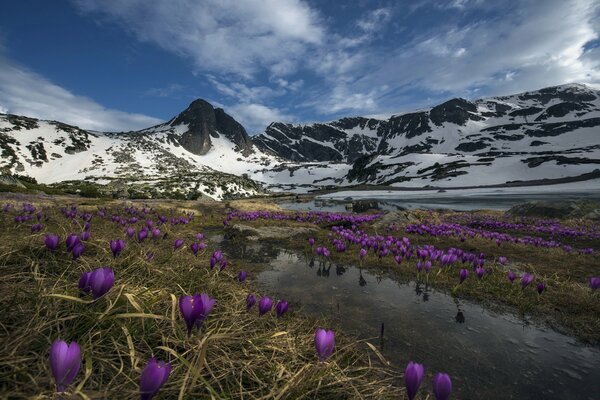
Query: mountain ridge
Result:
<box><xmin>1</xmin><ymin>83</ymin><xmax>599</xmax><ymax>199</ymax></box>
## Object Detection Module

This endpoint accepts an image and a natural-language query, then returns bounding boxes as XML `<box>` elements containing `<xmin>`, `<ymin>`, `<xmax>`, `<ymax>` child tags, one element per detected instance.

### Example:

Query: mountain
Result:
<box><xmin>253</xmin><ymin>83</ymin><xmax>600</xmax><ymax>187</ymax></box>
<box><xmin>1</xmin><ymin>84</ymin><xmax>599</xmax><ymax>199</ymax></box>
<box><xmin>0</xmin><ymin>100</ymin><xmax>271</xmax><ymax>200</ymax></box>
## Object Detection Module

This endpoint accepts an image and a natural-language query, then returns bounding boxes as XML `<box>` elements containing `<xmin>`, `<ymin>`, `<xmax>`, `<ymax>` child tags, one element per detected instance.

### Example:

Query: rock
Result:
<box><xmin>227</xmin><ymin>223</ymin><xmax>318</xmax><ymax>241</ymax></box>
<box><xmin>371</xmin><ymin>211</ymin><xmax>420</xmax><ymax>230</ymax></box>
<box><xmin>506</xmin><ymin>200</ymin><xmax>600</xmax><ymax>219</ymax></box>
<box><xmin>0</xmin><ymin>175</ymin><xmax>26</xmax><ymax>188</ymax></box>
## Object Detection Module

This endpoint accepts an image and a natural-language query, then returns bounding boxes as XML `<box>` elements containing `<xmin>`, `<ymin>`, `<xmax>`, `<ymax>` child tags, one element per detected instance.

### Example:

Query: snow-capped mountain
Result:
<box><xmin>1</xmin><ymin>83</ymin><xmax>599</xmax><ymax>198</ymax></box>
<box><xmin>254</xmin><ymin>83</ymin><xmax>600</xmax><ymax>188</ymax></box>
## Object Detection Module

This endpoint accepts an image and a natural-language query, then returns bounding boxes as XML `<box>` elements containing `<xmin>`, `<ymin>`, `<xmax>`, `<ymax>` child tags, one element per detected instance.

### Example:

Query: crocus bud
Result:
<box><xmin>507</xmin><ymin>270</ymin><xmax>517</xmax><ymax>282</ymax></box>
<box><xmin>49</xmin><ymin>339</ymin><xmax>81</xmax><ymax>392</ymax></box>
<box><xmin>174</xmin><ymin>239</ymin><xmax>184</xmax><ymax>249</ymax></box>
<box><xmin>314</xmin><ymin>328</ymin><xmax>335</xmax><ymax>362</ymax></box>
<box><xmin>110</xmin><ymin>239</ymin><xmax>125</xmax><ymax>257</ymax></box>
<box><xmin>459</xmin><ymin>269</ymin><xmax>468</xmax><ymax>284</ymax></box>
<box><xmin>276</xmin><ymin>300</ymin><xmax>288</xmax><ymax>317</ymax></box>
<box><xmin>432</xmin><ymin>372</ymin><xmax>452</xmax><ymax>400</ymax></box>
<box><xmin>246</xmin><ymin>294</ymin><xmax>256</xmax><ymax>310</ymax></box>
<box><xmin>238</xmin><ymin>271</ymin><xmax>247</xmax><ymax>282</ymax></box>
<box><xmin>404</xmin><ymin>361</ymin><xmax>425</xmax><ymax>400</ymax></box>
<box><xmin>45</xmin><ymin>234</ymin><xmax>60</xmax><ymax>251</ymax></box>
<box><xmin>139</xmin><ymin>358</ymin><xmax>171</xmax><ymax>400</ymax></box>
<box><xmin>89</xmin><ymin>267</ymin><xmax>114</xmax><ymax>298</ymax></box>
<box><xmin>258</xmin><ymin>296</ymin><xmax>273</xmax><ymax>316</ymax></box>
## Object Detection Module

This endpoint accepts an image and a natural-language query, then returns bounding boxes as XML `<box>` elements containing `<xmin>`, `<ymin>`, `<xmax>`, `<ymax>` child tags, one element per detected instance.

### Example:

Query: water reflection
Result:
<box><xmin>256</xmin><ymin>250</ymin><xmax>600</xmax><ymax>400</ymax></box>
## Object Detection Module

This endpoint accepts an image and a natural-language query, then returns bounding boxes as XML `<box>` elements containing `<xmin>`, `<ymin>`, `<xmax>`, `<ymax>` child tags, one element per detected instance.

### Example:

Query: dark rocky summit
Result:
<box><xmin>170</xmin><ymin>99</ymin><xmax>254</xmax><ymax>156</ymax></box>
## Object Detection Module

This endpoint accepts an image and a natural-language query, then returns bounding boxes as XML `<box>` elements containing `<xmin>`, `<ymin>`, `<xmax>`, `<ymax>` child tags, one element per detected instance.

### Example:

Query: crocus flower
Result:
<box><xmin>110</xmin><ymin>239</ymin><xmax>125</xmax><ymax>257</ymax></box>
<box><xmin>152</xmin><ymin>228</ymin><xmax>161</xmax><ymax>240</ymax></box>
<box><xmin>65</xmin><ymin>234</ymin><xmax>80</xmax><ymax>252</ymax></box>
<box><xmin>432</xmin><ymin>372</ymin><xmax>452</xmax><ymax>400</ymax></box>
<box><xmin>314</xmin><ymin>328</ymin><xmax>335</xmax><ymax>362</ymax></box>
<box><xmin>212</xmin><ymin>250</ymin><xmax>223</xmax><ymax>261</ymax></box>
<box><xmin>475</xmin><ymin>266</ymin><xmax>485</xmax><ymax>279</ymax></box>
<box><xmin>246</xmin><ymin>294</ymin><xmax>256</xmax><ymax>310</ymax></box>
<box><xmin>308</xmin><ymin>237</ymin><xmax>315</xmax><ymax>246</ymax></box>
<box><xmin>138</xmin><ymin>229</ymin><xmax>148</xmax><ymax>242</ymax></box>
<box><xmin>126</xmin><ymin>227</ymin><xmax>135</xmax><ymax>238</ymax></box>
<box><xmin>139</xmin><ymin>358</ymin><xmax>171</xmax><ymax>400</ymax></box>
<box><xmin>521</xmin><ymin>273</ymin><xmax>534</xmax><ymax>288</ymax></box>
<box><xmin>209</xmin><ymin>257</ymin><xmax>217</xmax><ymax>269</ymax></box>
<box><xmin>537</xmin><ymin>283</ymin><xmax>546</xmax><ymax>294</ymax></box>
<box><xmin>49</xmin><ymin>339</ymin><xmax>81</xmax><ymax>392</ymax></box>
<box><xmin>359</xmin><ymin>248</ymin><xmax>368</xmax><ymax>259</ymax></box>
<box><xmin>72</xmin><ymin>242</ymin><xmax>85</xmax><ymax>260</ymax></box>
<box><xmin>276</xmin><ymin>300</ymin><xmax>288</xmax><ymax>317</ymax></box>
<box><xmin>89</xmin><ymin>267</ymin><xmax>114</xmax><ymax>298</ymax></box>
<box><xmin>404</xmin><ymin>361</ymin><xmax>425</xmax><ymax>400</ymax></box>
<box><xmin>78</xmin><ymin>271</ymin><xmax>92</xmax><ymax>295</ymax></box>
<box><xmin>590</xmin><ymin>277</ymin><xmax>600</xmax><ymax>292</ymax></box>
<box><xmin>459</xmin><ymin>269</ymin><xmax>468</xmax><ymax>284</ymax></box>
<box><xmin>498</xmin><ymin>256</ymin><xmax>507</xmax><ymax>265</ymax></box>
<box><xmin>219</xmin><ymin>260</ymin><xmax>228</xmax><ymax>271</ymax></box>
<box><xmin>190</xmin><ymin>242</ymin><xmax>200</xmax><ymax>256</ymax></box>
<box><xmin>45</xmin><ymin>234</ymin><xmax>60</xmax><ymax>251</ymax></box>
<box><xmin>174</xmin><ymin>239</ymin><xmax>184</xmax><ymax>250</ymax></box>
<box><xmin>258</xmin><ymin>296</ymin><xmax>273</xmax><ymax>316</ymax></box>
<box><xmin>80</xmin><ymin>231</ymin><xmax>91</xmax><ymax>241</ymax></box>
<box><xmin>507</xmin><ymin>270</ymin><xmax>517</xmax><ymax>282</ymax></box>
<box><xmin>196</xmin><ymin>233</ymin><xmax>204</xmax><ymax>241</ymax></box>
<box><xmin>179</xmin><ymin>293</ymin><xmax>215</xmax><ymax>335</ymax></box>
<box><xmin>238</xmin><ymin>271</ymin><xmax>247</xmax><ymax>282</ymax></box>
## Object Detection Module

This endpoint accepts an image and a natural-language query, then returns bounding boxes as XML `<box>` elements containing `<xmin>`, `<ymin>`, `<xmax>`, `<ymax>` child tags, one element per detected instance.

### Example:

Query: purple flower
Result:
<box><xmin>359</xmin><ymin>248</ymin><xmax>368</xmax><ymax>259</ymax></box>
<box><xmin>314</xmin><ymin>328</ymin><xmax>335</xmax><ymax>362</ymax></box>
<box><xmin>276</xmin><ymin>300</ymin><xmax>288</xmax><ymax>318</ymax></box>
<box><xmin>432</xmin><ymin>372</ymin><xmax>452</xmax><ymax>400</ymax></box>
<box><xmin>212</xmin><ymin>250</ymin><xmax>223</xmax><ymax>261</ymax></box>
<box><xmin>179</xmin><ymin>293</ymin><xmax>215</xmax><ymax>335</ymax></box>
<box><xmin>139</xmin><ymin>358</ymin><xmax>171</xmax><ymax>400</ymax></box>
<box><xmin>258</xmin><ymin>296</ymin><xmax>273</xmax><ymax>316</ymax></box>
<box><xmin>78</xmin><ymin>271</ymin><xmax>92</xmax><ymax>295</ymax></box>
<box><xmin>49</xmin><ymin>339</ymin><xmax>81</xmax><ymax>392</ymax></box>
<box><xmin>152</xmin><ymin>228</ymin><xmax>161</xmax><ymax>239</ymax></box>
<box><xmin>89</xmin><ymin>267</ymin><xmax>114</xmax><ymax>298</ymax></box>
<box><xmin>498</xmin><ymin>256</ymin><xmax>507</xmax><ymax>265</ymax></box>
<box><xmin>590</xmin><ymin>277</ymin><xmax>600</xmax><ymax>292</ymax></box>
<box><xmin>126</xmin><ymin>227</ymin><xmax>135</xmax><ymax>238</ymax></box>
<box><xmin>308</xmin><ymin>237</ymin><xmax>315</xmax><ymax>246</ymax></box>
<box><xmin>138</xmin><ymin>229</ymin><xmax>148</xmax><ymax>242</ymax></box>
<box><xmin>45</xmin><ymin>234</ymin><xmax>60</xmax><ymax>252</ymax></box>
<box><xmin>521</xmin><ymin>273</ymin><xmax>534</xmax><ymax>288</ymax></box>
<box><xmin>507</xmin><ymin>270</ymin><xmax>517</xmax><ymax>282</ymax></box>
<box><xmin>238</xmin><ymin>271</ymin><xmax>247</xmax><ymax>282</ymax></box>
<box><xmin>196</xmin><ymin>233</ymin><xmax>204</xmax><ymax>241</ymax></box>
<box><xmin>174</xmin><ymin>239</ymin><xmax>184</xmax><ymax>250</ymax></box>
<box><xmin>209</xmin><ymin>257</ymin><xmax>217</xmax><ymax>269</ymax></box>
<box><xmin>190</xmin><ymin>242</ymin><xmax>200</xmax><ymax>256</ymax></box>
<box><xmin>110</xmin><ymin>239</ymin><xmax>125</xmax><ymax>257</ymax></box>
<box><xmin>475</xmin><ymin>266</ymin><xmax>485</xmax><ymax>279</ymax></box>
<box><xmin>459</xmin><ymin>269</ymin><xmax>469</xmax><ymax>284</ymax></box>
<box><xmin>404</xmin><ymin>361</ymin><xmax>425</xmax><ymax>400</ymax></box>
<box><xmin>219</xmin><ymin>260</ymin><xmax>228</xmax><ymax>271</ymax></box>
<box><xmin>246</xmin><ymin>294</ymin><xmax>256</xmax><ymax>310</ymax></box>
<box><xmin>72</xmin><ymin>242</ymin><xmax>85</xmax><ymax>260</ymax></box>
<box><xmin>65</xmin><ymin>234</ymin><xmax>80</xmax><ymax>252</ymax></box>
<box><xmin>80</xmin><ymin>231</ymin><xmax>91</xmax><ymax>241</ymax></box>
<box><xmin>537</xmin><ymin>283</ymin><xmax>546</xmax><ymax>294</ymax></box>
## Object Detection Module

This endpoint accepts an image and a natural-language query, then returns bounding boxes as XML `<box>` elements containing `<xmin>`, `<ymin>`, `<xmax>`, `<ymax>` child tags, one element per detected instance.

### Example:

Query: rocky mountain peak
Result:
<box><xmin>169</xmin><ymin>98</ymin><xmax>254</xmax><ymax>156</ymax></box>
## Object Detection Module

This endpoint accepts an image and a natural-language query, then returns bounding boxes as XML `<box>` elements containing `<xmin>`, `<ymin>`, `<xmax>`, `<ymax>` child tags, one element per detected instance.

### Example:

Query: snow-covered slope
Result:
<box><xmin>1</xmin><ymin>84</ymin><xmax>599</xmax><ymax>197</ymax></box>
<box><xmin>253</xmin><ymin>83</ymin><xmax>600</xmax><ymax>188</ymax></box>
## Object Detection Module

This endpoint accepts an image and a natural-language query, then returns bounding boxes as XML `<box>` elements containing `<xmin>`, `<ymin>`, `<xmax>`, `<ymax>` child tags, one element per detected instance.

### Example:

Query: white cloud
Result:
<box><xmin>144</xmin><ymin>83</ymin><xmax>185</xmax><ymax>98</ymax></box>
<box><xmin>0</xmin><ymin>56</ymin><xmax>163</xmax><ymax>131</ymax></box>
<box><xmin>72</xmin><ymin>0</ymin><xmax>323</xmax><ymax>77</ymax></box>
<box><xmin>344</xmin><ymin>0</ymin><xmax>600</xmax><ymax>105</ymax></box>
<box><xmin>226</xmin><ymin>103</ymin><xmax>295</xmax><ymax>134</ymax></box>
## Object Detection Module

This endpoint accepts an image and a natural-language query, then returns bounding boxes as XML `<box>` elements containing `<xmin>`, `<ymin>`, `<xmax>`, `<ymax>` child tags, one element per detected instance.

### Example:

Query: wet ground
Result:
<box><xmin>210</xmin><ymin>233</ymin><xmax>600</xmax><ymax>400</ymax></box>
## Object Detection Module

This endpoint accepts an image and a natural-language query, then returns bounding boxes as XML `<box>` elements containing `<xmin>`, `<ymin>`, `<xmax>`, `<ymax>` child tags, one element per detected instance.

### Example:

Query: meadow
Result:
<box><xmin>0</xmin><ymin>193</ymin><xmax>598</xmax><ymax>399</ymax></box>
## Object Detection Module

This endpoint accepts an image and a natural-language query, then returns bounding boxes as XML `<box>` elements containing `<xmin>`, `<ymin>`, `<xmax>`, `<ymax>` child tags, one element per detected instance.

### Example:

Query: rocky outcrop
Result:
<box><xmin>506</xmin><ymin>200</ymin><xmax>600</xmax><ymax>220</ymax></box>
<box><xmin>169</xmin><ymin>99</ymin><xmax>254</xmax><ymax>156</ymax></box>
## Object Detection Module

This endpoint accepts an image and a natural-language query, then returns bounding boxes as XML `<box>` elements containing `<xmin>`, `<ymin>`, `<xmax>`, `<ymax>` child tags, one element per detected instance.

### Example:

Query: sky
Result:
<box><xmin>0</xmin><ymin>0</ymin><xmax>599</xmax><ymax>133</ymax></box>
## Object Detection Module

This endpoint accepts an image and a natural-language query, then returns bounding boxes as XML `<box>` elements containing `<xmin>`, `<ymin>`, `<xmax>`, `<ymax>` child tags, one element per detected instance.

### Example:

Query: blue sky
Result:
<box><xmin>1</xmin><ymin>0</ymin><xmax>599</xmax><ymax>133</ymax></box>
